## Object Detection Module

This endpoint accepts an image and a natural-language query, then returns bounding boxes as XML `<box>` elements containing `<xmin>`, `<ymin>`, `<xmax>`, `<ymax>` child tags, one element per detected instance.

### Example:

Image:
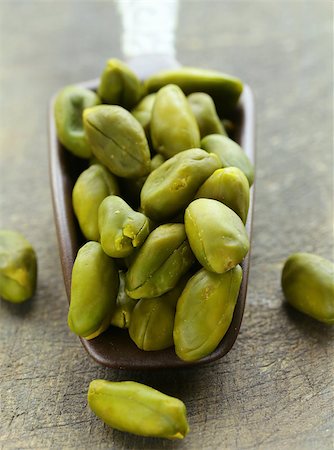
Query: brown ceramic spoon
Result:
<box><xmin>48</xmin><ymin>59</ymin><xmax>255</xmax><ymax>369</ymax></box>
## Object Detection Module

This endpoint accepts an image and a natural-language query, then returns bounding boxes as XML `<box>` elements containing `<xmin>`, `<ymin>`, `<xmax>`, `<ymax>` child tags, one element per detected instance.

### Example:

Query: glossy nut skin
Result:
<box><xmin>174</xmin><ymin>265</ymin><xmax>242</xmax><ymax>361</ymax></box>
<box><xmin>72</xmin><ymin>164</ymin><xmax>119</xmax><ymax>241</ymax></box>
<box><xmin>201</xmin><ymin>134</ymin><xmax>254</xmax><ymax>186</ymax></box>
<box><xmin>131</xmin><ymin>93</ymin><xmax>156</xmax><ymax>136</ymax></box>
<box><xmin>97</xmin><ymin>58</ymin><xmax>142</xmax><ymax>110</ymax></box>
<box><xmin>88</xmin><ymin>380</ymin><xmax>189</xmax><ymax>440</ymax></box>
<box><xmin>129</xmin><ymin>278</ymin><xmax>187</xmax><ymax>351</ymax></box>
<box><xmin>195</xmin><ymin>167</ymin><xmax>250</xmax><ymax>224</ymax></box>
<box><xmin>54</xmin><ymin>85</ymin><xmax>101</xmax><ymax>158</ymax></box>
<box><xmin>188</xmin><ymin>92</ymin><xmax>227</xmax><ymax>138</ymax></box>
<box><xmin>185</xmin><ymin>199</ymin><xmax>249</xmax><ymax>273</ymax></box>
<box><xmin>141</xmin><ymin>149</ymin><xmax>221</xmax><ymax>221</ymax></box>
<box><xmin>282</xmin><ymin>253</ymin><xmax>334</xmax><ymax>324</ymax></box>
<box><xmin>150</xmin><ymin>153</ymin><xmax>165</xmax><ymax>171</ymax></box>
<box><xmin>126</xmin><ymin>224</ymin><xmax>195</xmax><ymax>299</ymax></box>
<box><xmin>110</xmin><ymin>271</ymin><xmax>137</xmax><ymax>328</ymax></box>
<box><xmin>0</xmin><ymin>230</ymin><xmax>37</xmax><ymax>303</ymax></box>
<box><xmin>98</xmin><ymin>195</ymin><xmax>150</xmax><ymax>258</ymax></box>
<box><xmin>68</xmin><ymin>241</ymin><xmax>119</xmax><ymax>339</ymax></box>
<box><xmin>83</xmin><ymin>105</ymin><xmax>151</xmax><ymax>178</ymax></box>
<box><xmin>150</xmin><ymin>84</ymin><xmax>200</xmax><ymax>158</ymax></box>
<box><xmin>144</xmin><ymin>67</ymin><xmax>243</xmax><ymax>116</ymax></box>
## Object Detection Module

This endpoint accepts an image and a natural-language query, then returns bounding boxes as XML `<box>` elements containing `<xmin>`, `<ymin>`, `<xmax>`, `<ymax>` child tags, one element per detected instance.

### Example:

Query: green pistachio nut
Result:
<box><xmin>141</xmin><ymin>148</ymin><xmax>221</xmax><ymax>221</ymax></box>
<box><xmin>83</xmin><ymin>105</ymin><xmax>151</xmax><ymax>178</ymax></box>
<box><xmin>187</xmin><ymin>92</ymin><xmax>227</xmax><ymax>138</ymax></box>
<box><xmin>97</xmin><ymin>58</ymin><xmax>142</xmax><ymax>110</ymax></box>
<box><xmin>98</xmin><ymin>195</ymin><xmax>150</xmax><ymax>258</ymax></box>
<box><xmin>185</xmin><ymin>198</ymin><xmax>249</xmax><ymax>273</ymax></box>
<box><xmin>150</xmin><ymin>153</ymin><xmax>165</xmax><ymax>171</ymax></box>
<box><xmin>68</xmin><ymin>241</ymin><xmax>119</xmax><ymax>339</ymax></box>
<box><xmin>88</xmin><ymin>380</ymin><xmax>189</xmax><ymax>439</ymax></box>
<box><xmin>126</xmin><ymin>223</ymin><xmax>195</xmax><ymax>299</ymax></box>
<box><xmin>195</xmin><ymin>167</ymin><xmax>250</xmax><ymax>224</ymax></box>
<box><xmin>131</xmin><ymin>93</ymin><xmax>156</xmax><ymax>136</ymax></box>
<box><xmin>174</xmin><ymin>265</ymin><xmax>242</xmax><ymax>361</ymax></box>
<box><xmin>201</xmin><ymin>134</ymin><xmax>254</xmax><ymax>186</ymax></box>
<box><xmin>72</xmin><ymin>164</ymin><xmax>119</xmax><ymax>241</ymax></box>
<box><xmin>0</xmin><ymin>230</ymin><xmax>37</xmax><ymax>303</ymax></box>
<box><xmin>110</xmin><ymin>271</ymin><xmax>137</xmax><ymax>328</ymax></box>
<box><xmin>129</xmin><ymin>277</ymin><xmax>188</xmax><ymax>351</ymax></box>
<box><xmin>150</xmin><ymin>84</ymin><xmax>200</xmax><ymax>158</ymax></box>
<box><xmin>144</xmin><ymin>67</ymin><xmax>243</xmax><ymax>116</ymax></box>
<box><xmin>282</xmin><ymin>253</ymin><xmax>334</xmax><ymax>324</ymax></box>
<box><xmin>54</xmin><ymin>85</ymin><xmax>101</xmax><ymax>158</ymax></box>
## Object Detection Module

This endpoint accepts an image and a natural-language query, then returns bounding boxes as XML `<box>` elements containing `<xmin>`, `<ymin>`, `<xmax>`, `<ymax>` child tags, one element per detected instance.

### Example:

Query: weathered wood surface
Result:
<box><xmin>0</xmin><ymin>1</ymin><xmax>333</xmax><ymax>449</ymax></box>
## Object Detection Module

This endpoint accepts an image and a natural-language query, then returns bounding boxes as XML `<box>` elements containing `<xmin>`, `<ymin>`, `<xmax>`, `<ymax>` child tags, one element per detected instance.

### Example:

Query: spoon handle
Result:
<box><xmin>115</xmin><ymin>0</ymin><xmax>181</xmax><ymax>77</ymax></box>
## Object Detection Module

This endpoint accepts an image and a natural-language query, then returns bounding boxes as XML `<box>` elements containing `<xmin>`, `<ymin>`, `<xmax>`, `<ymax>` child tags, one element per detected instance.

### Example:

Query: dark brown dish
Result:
<box><xmin>48</xmin><ymin>66</ymin><xmax>255</xmax><ymax>369</ymax></box>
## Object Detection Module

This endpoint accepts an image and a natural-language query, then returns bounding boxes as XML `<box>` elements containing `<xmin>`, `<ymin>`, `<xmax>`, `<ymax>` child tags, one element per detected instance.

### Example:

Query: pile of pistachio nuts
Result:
<box><xmin>54</xmin><ymin>59</ymin><xmax>254</xmax><ymax>363</ymax></box>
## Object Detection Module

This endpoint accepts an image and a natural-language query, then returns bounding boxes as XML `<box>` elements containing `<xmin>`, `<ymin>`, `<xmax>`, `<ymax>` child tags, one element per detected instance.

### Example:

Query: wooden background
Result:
<box><xmin>0</xmin><ymin>1</ymin><xmax>333</xmax><ymax>449</ymax></box>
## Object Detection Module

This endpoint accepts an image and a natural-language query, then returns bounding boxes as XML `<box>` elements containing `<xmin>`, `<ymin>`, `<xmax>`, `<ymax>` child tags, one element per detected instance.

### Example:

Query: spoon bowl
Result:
<box><xmin>49</xmin><ymin>61</ymin><xmax>255</xmax><ymax>369</ymax></box>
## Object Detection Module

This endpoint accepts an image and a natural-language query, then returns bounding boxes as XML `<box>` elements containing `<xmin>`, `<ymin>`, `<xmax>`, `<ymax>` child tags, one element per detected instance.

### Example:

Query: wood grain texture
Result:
<box><xmin>0</xmin><ymin>1</ymin><xmax>333</xmax><ymax>449</ymax></box>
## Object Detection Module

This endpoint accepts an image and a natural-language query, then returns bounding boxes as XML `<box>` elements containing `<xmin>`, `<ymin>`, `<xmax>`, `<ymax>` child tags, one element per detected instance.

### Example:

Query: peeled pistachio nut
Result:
<box><xmin>141</xmin><ymin>148</ymin><xmax>221</xmax><ymax>221</ymax></box>
<box><xmin>54</xmin><ymin>85</ymin><xmax>101</xmax><ymax>158</ymax></box>
<box><xmin>126</xmin><ymin>223</ymin><xmax>195</xmax><ymax>299</ymax></box>
<box><xmin>72</xmin><ymin>164</ymin><xmax>119</xmax><ymax>241</ymax></box>
<box><xmin>97</xmin><ymin>58</ymin><xmax>142</xmax><ymax>110</ymax></box>
<box><xmin>195</xmin><ymin>167</ymin><xmax>250</xmax><ymax>224</ymax></box>
<box><xmin>129</xmin><ymin>276</ymin><xmax>188</xmax><ymax>351</ymax></box>
<box><xmin>188</xmin><ymin>92</ymin><xmax>227</xmax><ymax>138</ymax></box>
<box><xmin>68</xmin><ymin>241</ymin><xmax>119</xmax><ymax>339</ymax></box>
<box><xmin>185</xmin><ymin>198</ymin><xmax>249</xmax><ymax>273</ymax></box>
<box><xmin>282</xmin><ymin>253</ymin><xmax>334</xmax><ymax>324</ymax></box>
<box><xmin>174</xmin><ymin>265</ymin><xmax>242</xmax><ymax>361</ymax></box>
<box><xmin>144</xmin><ymin>67</ymin><xmax>243</xmax><ymax>116</ymax></box>
<box><xmin>131</xmin><ymin>93</ymin><xmax>156</xmax><ymax>135</ymax></box>
<box><xmin>83</xmin><ymin>105</ymin><xmax>151</xmax><ymax>178</ymax></box>
<box><xmin>98</xmin><ymin>195</ymin><xmax>150</xmax><ymax>258</ymax></box>
<box><xmin>150</xmin><ymin>84</ymin><xmax>200</xmax><ymax>158</ymax></box>
<box><xmin>110</xmin><ymin>271</ymin><xmax>137</xmax><ymax>328</ymax></box>
<box><xmin>150</xmin><ymin>153</ymin><xmax>165</xmax><ymax>171</ymax></box>
<box><xmin>88</xmin><ymin>380</ymin><xmax>189</xmax><ymax>439</ymax></box>
<box><xmin>201</xmin><ymin>134</ymin><xmax>254</xmax><ymax>186</ymax></box>
<box><xmin>0</xmin><ymin>230</ymin><xmax>37</xmax><ymax>303</ymax></box>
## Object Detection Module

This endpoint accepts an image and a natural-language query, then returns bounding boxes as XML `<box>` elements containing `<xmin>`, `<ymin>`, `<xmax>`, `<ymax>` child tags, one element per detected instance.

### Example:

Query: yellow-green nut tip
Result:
<box><xmin>0</xmin><ymin>230</ymin><xmax>37</xmax><ymax>303</ymax></box>
<box><xmin>174</xmin><ymin>266</ymin><xmax>242</xmax><ymax>361</ymax></box>
<box><xmin>72</xmin><ymin>164</ymin><xmax>119</xmax><ymax>241</ymax></box>
<box><xmin>201</xmin><ymin>134</ymin><xmax>254</xmax><ymax>186</ymax></box>
<box><xmin>188</xmin><ymin>92</ymin><xmax>227</xmax><ymax>138</ymax></box>
<box><xmin>185</xmin><ymin>198</ymin><xmax>249</xmax><ymax>273</ymax></box>
<box><xmin>87</xmin><ymin>380</ymin><xmax>189</xmax><ymax>439</ymax></box>
<box><xmin>97</xmin><ymin>58</ymin><xmax>142</xmax><ymax>110</ymax></box>
<box><xmin>68</xmin><ymin>241</ymin><xmax>119</xmax><ymax>338</ymax></box>
<box><xmin>195</xmin><ymin>167</ymin><xmax>250</xmax><ymax>224</ymax></box>
<box><xmin>83</xmin><ymin>105</ymin><xmax>151</xmax><ymax>178</ymax></box>
<box><xmin>282</xmin><ymin>253</ymin><xmax>334</xmax><ymax>324</ymax></box>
